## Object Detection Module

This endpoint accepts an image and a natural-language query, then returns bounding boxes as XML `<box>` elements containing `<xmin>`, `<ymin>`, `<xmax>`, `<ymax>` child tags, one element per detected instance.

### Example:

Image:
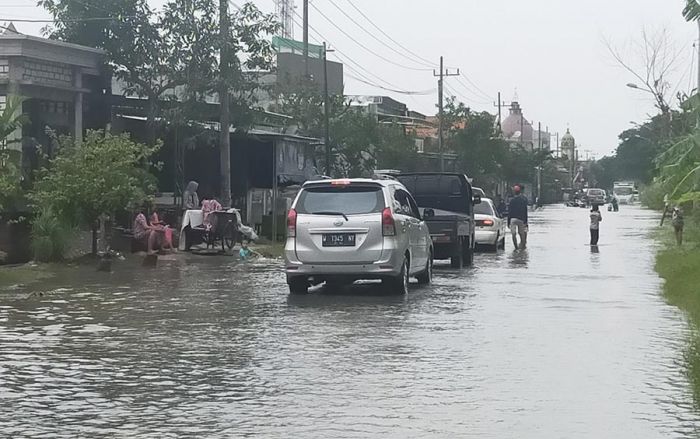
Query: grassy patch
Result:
<box><xmin>0</xmin><ymin>264</ymin><xmax>52</xmax><ymax>290</ymax></box>
<box><xmin>655</xmin><ymin>220</ymin><xmax>700</xmax><ymax>404</ymax></box>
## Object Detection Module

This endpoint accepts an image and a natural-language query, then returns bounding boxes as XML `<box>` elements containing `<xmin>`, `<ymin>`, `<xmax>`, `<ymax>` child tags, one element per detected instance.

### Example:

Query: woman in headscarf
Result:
<box><xmin>183</xmin><ymin>181</ymin><xmax>200</xmax><ymax>210</ymax></box>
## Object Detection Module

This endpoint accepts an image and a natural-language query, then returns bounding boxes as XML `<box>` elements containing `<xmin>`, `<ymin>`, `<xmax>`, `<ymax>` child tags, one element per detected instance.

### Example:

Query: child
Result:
<box><xmin>672</xmin><ymin>206</ymin><xmax>684</xmax><ymax>246</ymax></box>
<box><xmin>239</xmin><ymin>240</ymin><xmax>261</xmax><ymax>261</ymax></box>
<box><xmin>590</xmin><ymin>204</ymin><xmax>602</xmax><ymax>246</ymax></box>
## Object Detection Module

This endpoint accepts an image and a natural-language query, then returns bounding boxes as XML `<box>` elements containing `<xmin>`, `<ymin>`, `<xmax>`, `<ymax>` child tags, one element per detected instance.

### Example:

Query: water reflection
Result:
<box><xmin>507</xmin><ymin>249</ymin><xmax>530</xmax><ymax>268</ymax></box>
<box><xmin>0</xmin><ymin>206</ymin><xmax>699</xmax><ymax>437</ymax></box>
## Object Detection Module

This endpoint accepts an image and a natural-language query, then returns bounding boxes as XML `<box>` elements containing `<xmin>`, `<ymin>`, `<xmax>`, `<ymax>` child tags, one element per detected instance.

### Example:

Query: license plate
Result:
<box><xmin>322</xmin><ymin>233</ymin><xmax>356</xmax><ymax>247</ymax></box>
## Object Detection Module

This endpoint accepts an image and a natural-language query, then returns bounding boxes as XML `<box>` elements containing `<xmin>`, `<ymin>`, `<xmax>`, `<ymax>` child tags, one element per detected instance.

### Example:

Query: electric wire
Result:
<box><xmin>345</xmin><ymin>0</ymin><xmax>436</xmax><ymax>68</ymax></box>
<box><xmin>289</xmin><ymin>8</ymin><xmax>433</xmax><ymax>95</ymax></box>
<box><xmin>308</xmin><ymin>1</ymin><xmax>433</xmax><ymax>72</ymax></box>
<box><xmin>324</xmin><ymin>0</ymin><xmax>436</xmax><ymax>70</ymax></box>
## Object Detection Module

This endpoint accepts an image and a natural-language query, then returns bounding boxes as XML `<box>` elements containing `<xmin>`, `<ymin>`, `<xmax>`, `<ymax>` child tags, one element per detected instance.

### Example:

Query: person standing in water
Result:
<box><xmin>672</xmin><ymin>206</ymin><xmax>684</xmax><ymax>246</ymax></box>
<box><xmin>507</xmin><ymin>185</ymin><xmax>529</xmax><ymax>250</ymax></box>
<box><xmin>589</xmin><ymin>204</ymin><xmax>602</xmax><ymax>246</ymax></box>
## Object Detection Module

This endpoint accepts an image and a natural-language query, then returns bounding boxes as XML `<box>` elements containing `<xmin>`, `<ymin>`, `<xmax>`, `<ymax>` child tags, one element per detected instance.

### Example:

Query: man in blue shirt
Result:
<box><xmin>507</xmin><ymin>185</ymin><xmax>529</xmax><ymax>250</ymax></box>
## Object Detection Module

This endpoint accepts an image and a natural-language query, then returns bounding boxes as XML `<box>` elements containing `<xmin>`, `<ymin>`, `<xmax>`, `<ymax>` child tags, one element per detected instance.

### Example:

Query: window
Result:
<box><xmin>296</xmin><ymin>185</ymin><xmax>384</xmax><ymax>215</ymax></box>
<box><xmin>474</xmin><ymin>201</ymin><xmax>495</xmax><ymax>216</ymax></box>
<box><xmin>393</xmin><ymin>189</ymin><xmax>420</xmax><ymax>218</ymax></box>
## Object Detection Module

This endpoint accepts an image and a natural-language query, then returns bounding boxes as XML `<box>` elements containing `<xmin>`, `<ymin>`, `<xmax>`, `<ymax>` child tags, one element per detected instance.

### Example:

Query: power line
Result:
<box><xmin>308</xmin><ymin>1</ymin><xmax>432</xmax><ymax>72</ymax></box>
<box><xmin>457</xmin><ymin>72</ymin><xmax>491</xmax><ymax>100</ymax></box>
<box><xmin>444</xmin><ymin>83</ymin><xmax>490</xmax><ymax>107</ymax></box>
<box><xmin>451</xmin><ymin>76</ymin><xmax>493</xmax><ymax>103</ymax></box>
<box><xmin>343</xmin><ymin>0</ymin><xmax>492</xmax><ymax>103</ymax></box>
<box><xmin>346</xmin><ymin>71</ymin><xmax>435</xmax><ymax>95</ymax></box>
<box><xmin>324</xmin><ymin>0</ymin><xmax>435</xmax><ymax>70</ymax></box>
<box><xmin>345</xmin><ymin>0</ymin><xmax>436</xmax><ymax>68</ymax></box>
<box><xmin>289</xmin><ymin>8</ymin><xmax>431</xmax><ymax>95</ymax></box>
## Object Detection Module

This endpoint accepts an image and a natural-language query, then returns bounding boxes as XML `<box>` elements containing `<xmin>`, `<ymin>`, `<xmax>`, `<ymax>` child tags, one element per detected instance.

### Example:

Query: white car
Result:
<box><xmin>285</xmin><ymin>178</ymin><xmax>434</xmax><ymax>295</ymax></box>
<box><xmin>474</xmin><ymin>198</ymin><xmax>507</xmax><ymax>250</ymax></box>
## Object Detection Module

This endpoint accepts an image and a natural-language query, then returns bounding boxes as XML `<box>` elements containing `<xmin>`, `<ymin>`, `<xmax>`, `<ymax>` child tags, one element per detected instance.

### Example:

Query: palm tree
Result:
<box><xmin>0</xmin><ymin>95</ymin><xmax>28</xmax><ymax>211</ymax></box>
<box><xmin>683</xmin><ymin>0</ymin><xmax>700</xmax><ymax>21</ymax></box>
<box><xmin>0</xmin><ymin>95</ymin><xmax>27</xmax><ymax>145</ymax></box>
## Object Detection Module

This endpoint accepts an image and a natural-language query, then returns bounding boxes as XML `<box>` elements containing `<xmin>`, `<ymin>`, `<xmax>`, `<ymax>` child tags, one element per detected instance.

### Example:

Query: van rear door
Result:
<box><xmin>293</xmin><ymin>183</ymin><xmax>386</xmax><ymax>264</ymax></box>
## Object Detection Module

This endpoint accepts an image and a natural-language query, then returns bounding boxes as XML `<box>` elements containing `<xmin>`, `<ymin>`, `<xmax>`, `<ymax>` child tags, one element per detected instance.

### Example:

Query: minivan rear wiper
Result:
<box><xmin>311</xmin><ymin>211</ymin><xmax>349</xmax><ymax>221</ymax></box>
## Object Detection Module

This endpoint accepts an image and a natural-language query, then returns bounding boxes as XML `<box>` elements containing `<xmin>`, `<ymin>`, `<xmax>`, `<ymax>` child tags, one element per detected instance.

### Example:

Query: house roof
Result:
<box><xmin>0</xmin><ymin>32</ymin><xmax>105</xmax><ymax>55</ymax></box>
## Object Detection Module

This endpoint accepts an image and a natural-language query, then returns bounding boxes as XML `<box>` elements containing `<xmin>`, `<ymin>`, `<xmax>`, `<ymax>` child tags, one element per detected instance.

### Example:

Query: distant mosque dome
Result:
<box><xmin>501</xmin><ymin>101</ymin><xmax>533</xmax><ymax>142</ymax></box>
<box><xmin>561</xmin><ymin>128</ymin><xmax>575</xmax><ymax>148</ymax></box>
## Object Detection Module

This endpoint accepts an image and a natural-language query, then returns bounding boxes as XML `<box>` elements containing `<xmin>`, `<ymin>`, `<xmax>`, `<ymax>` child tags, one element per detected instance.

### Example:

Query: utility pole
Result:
<box><xmin>498</xmin><ymin>91</ymin><xmax>501</xmax><ymax>133</ymax></box>
<box><xmin>493</xmin><ymin>94</ymin><xmax>511</xmax><ymax>137</ymax></box>
<box><xmin>433</xmin><ymin>56</ymin><xmax>459</xmax><ymax>172</ymax></box>
<box><xmin>303</xmin><ymin>0</ymin><xmax>309</xmax><ymax>79</ymax></box>
<box><xmin>323</xmin><ymin>42</ymin><xmax>331</xmax><ymax>176</ymax></box>
<box><xmin>520</xmin><ymin>113</ymin><xmax>524</xmax><ymax>148</ymax></box>
<box><xmin>219</xmin><ymin>0</ymin><xmax>232</xmax><ymax>208</ymax></box>
<box><xmin>537</xmin><ymin>121</ymin><xmax>542</xmax><ymax>203</ymax></box>
<box><xmin>496</xmin><ymin>91</ymin><xmax>502</xmax><ymax>133</ymax></box>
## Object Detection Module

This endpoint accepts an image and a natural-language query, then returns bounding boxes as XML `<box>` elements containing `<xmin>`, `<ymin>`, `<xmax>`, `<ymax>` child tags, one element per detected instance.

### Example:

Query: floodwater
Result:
<box><xmin>1</xmin><ymin>205</ymin><xmax>699</xmax><ymax>438</ymax></box>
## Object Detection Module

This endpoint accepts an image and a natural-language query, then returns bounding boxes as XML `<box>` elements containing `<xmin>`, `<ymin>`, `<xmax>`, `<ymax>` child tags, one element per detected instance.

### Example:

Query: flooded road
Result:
<box><xmin>1</xmin><ymin>205</ymin><xmax>699</xmax><ymax>437</ymax></box>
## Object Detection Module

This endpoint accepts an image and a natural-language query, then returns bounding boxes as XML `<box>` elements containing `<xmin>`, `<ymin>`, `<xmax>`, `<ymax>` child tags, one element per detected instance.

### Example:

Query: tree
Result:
<box><xmin>683</xmin><ymin>0</ymin><xmax>700</xmax><ymax>21</ymax></box>
<box><xmin>0</xmin><ymin>96</ymin><xmax>28</xmax><ymax>212</ymax></box>
<box><xmin>32</xmin><ymin>131</ymin><xmax>159</xmax><ymax>254</ymax></box>
<box><xmin>40</xmin><ymin>0</ymin><xmax>278</xmax><ymax>147</ymax></box>
<box><xmin>655</xmin><ymin>96</ymin><xmax>700</xmax><ymax>203</ymax></box>
<box><xmin>40</xmin><ymin>0</ymin><xmax>169</xmax><ymax>145</ymax></box>
<box><xmin>606</xmin><ymin>28</ymin><xmax>683</xmax><ymax>121</ymax></box>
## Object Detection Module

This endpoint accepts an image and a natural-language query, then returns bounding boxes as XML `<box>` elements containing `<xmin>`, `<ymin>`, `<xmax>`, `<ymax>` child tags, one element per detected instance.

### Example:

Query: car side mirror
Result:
<box><xmin>473</xmin><ymin>194</ymin><xmax>482</xmax><ymax>205</ymax></box>
<box><xmin>424</xmin><ymin>208</ymin><xmax>435</xmax><ymax>219</ymax></box>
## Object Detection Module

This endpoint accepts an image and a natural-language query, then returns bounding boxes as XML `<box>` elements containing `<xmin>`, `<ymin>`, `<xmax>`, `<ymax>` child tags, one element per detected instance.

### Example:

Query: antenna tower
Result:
<box><xmin>275</xmin><ymin>0</ymin><xmax>295</xmax><ymax>39</ymax></box>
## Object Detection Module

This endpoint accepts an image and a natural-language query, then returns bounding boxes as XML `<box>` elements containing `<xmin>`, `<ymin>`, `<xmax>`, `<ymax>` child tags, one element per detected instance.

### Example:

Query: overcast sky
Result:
<box><xmin>1</xmin><ymin>0</ymin><xmax>695</xmax><ymax>156</ymax></box>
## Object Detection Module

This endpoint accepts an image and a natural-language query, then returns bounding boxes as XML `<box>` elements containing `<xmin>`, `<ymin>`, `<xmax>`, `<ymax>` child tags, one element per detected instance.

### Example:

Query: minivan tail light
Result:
<box><xmin>287</xmin><ymin>209</ymin><xmax>297</xmax><ymax>237</ymax></box>
<box><xmin>382</xmin><ymin>207</ymin><xmax>395</xmax><ymax>236</ymax></box>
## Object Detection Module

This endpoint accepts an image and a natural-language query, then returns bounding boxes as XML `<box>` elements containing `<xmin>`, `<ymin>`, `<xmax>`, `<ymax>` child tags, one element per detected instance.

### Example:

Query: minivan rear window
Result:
<box><xmin>296</xmin><ymin>186</ymin><xmax>384</xmax><ymax>215</ymax></box>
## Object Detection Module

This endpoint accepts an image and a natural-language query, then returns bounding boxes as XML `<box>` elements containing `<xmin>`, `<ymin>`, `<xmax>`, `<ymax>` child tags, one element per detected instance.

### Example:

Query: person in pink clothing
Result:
<box><xmin>150</xmin><ymin>210</ymin><xmax>175</xmax><ymax>252</ymax></box>
<box><xmin>201</xmin><ymin>198</ymin><xmax>222</xmax><ymax>231</ymax></box>
<box><xmin>133</xmin><ymin>211</ymin><xmax>161</xmax><ymax>255</ymax></box>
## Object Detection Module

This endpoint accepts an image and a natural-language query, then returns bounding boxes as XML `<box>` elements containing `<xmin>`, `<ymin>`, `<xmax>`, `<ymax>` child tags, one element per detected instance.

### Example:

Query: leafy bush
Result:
<box><xmin>31</xmin><ymin>130</ymin><xmax>159</xmax><ymax>254</ymax></box>
<box><xmin>640</xmin><ymin>181</ymin><xmax>668</xmax><ymax>210</ymax></box>
<box><xmin>31</xmin><ymin>209</ymin><xmax>74</xmax><ymax>262</ymax></box>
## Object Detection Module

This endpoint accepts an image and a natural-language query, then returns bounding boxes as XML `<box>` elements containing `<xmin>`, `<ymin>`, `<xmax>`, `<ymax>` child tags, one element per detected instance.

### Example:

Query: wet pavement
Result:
<box><xmin>1</xmin><ymin>205</ymin><xmax>699</xmax><ymax>437</ymax></box>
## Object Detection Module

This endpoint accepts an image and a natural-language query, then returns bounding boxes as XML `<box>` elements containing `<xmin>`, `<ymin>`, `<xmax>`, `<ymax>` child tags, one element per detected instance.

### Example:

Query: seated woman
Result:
<box><xmin>201</xmin><ymin>198</ymin><xmax>223</xmax><ymax>231</ymax></box>
<box><xmin>150</xmin><ymin>209</ymin><xmax>175</xmax><ymax>252</ymax></box>
<box><xmin>133</xmin><ymin>211</ymin><xmax>162</xmax><ymax>255</ymax></box>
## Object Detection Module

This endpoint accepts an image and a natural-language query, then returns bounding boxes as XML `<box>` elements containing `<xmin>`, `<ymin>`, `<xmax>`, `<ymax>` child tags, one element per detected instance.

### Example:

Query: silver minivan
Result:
<box><xmin>284</xmin><ymin>178</ymin><xmax>433</xmax><ymax>294</ymax></box>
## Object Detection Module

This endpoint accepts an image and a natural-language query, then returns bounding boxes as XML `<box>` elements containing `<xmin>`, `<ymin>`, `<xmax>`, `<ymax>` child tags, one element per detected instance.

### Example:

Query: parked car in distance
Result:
<box><xmin>474</xmin><ymin>198</ymin><xmax>507</xmax><ymax>250</ymax></box>
<box><xmin>585</xmin><ymin>188</ymin><xmax>606</xmax><ymax>206</ymax></box>
<box><xmin>284</xmin><ymin>178</ymin><xmax>433</xmax><ymax>295</ymax></box>
<box><xmin>472</xmin><ymin>187</ymin><xmax>486</xmax><ymax>198</ymax></box>
<box><xmin>396</xmin><ymin>173</ymin><xmax>479</xmax><ymax>268</ymax></box>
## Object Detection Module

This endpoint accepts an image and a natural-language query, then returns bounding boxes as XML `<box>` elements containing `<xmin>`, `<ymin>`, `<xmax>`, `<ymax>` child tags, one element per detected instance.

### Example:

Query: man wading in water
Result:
<box><xmin>508</xmin><ymin>185</ymin><xmax>529</xmax><ymax>250</ymax></box>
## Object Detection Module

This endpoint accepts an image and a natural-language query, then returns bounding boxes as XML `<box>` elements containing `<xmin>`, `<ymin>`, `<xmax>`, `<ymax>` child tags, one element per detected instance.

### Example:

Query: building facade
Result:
<box><xmin>0</xmin><ymin>26</ymin><xmax>108</xmax><ymax>178</ymax></box>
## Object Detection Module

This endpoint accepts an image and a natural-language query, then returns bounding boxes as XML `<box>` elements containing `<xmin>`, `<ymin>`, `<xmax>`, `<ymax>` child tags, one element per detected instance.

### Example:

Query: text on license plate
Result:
<box><xmin>322</xmin><ymin>233</ymin><xmax>356</xmax><ymax>247</ymax></box>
